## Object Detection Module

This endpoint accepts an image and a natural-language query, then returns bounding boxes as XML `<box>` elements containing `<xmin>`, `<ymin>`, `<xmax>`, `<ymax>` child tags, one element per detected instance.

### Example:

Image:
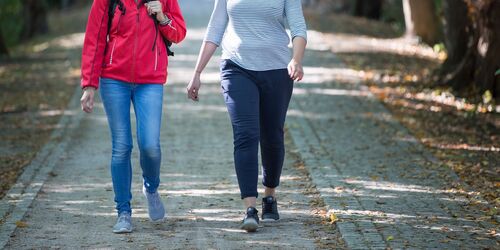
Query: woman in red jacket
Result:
<box><xmin>80</xmin><ymin>0</ymin><xmax>186</xmax><ymax>233</ymax></box>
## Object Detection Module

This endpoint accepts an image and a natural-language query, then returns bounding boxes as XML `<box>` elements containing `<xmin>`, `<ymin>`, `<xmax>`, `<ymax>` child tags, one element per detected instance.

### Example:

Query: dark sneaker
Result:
<box><xmin>262</xmin><ymin>196</ymin><xmax>279</xmax><ymax>221</ymax></box>
<box><xmin>240</xmin><ymin>207</ymin><xmax>259</xmax><ymax>232</ymax></box>
<box><xmin>113</xmin><ymin>212</ymin><xmax>132</xmax><ymax>234</ymax></box>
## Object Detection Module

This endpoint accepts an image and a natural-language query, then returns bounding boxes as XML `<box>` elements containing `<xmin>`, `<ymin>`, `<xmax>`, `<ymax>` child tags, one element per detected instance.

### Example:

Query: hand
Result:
<box><xmin>287</xmin><ymin>58</ymin><xmax>304</xmax><ymax>82</ymax></box>
<box><xmin>80</xmin><ymin>87</ymin><xmax>95</xmax><ymax>113</ymax></box>
<box><xmin>145</xmin><ymin>1</ymin><xmax>167</xmax><ymax>23</ymax></box>
<box><xmin>187</xmin><ymin>74</ymin><xmax>201</xmax><ymax>101</ymax></box>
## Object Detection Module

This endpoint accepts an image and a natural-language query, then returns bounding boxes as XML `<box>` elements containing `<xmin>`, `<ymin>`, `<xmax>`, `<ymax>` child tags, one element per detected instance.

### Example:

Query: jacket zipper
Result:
<box><xmin>154</xmin><ymin>44</ymin><xmax>158</xmax><ymax>71</ymax></box>
<box><xmin>131</xmin><ymin>9</ymin><xmax>139</xmax><ymax>82</ymax></box>
<box><xmin>109</xmin><ymin>39</ymin><xmax>117</xmax><ymax>65</ymax></box>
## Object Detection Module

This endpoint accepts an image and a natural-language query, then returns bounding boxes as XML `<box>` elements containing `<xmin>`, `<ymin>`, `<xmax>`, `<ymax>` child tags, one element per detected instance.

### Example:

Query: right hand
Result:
<box><xmin>187</xmin><ymin>74</ymin><xmax>201</xmax><ymax>101</ymax></box>
<box><xmin>80</xmin><ymin>87</ymin><xmax>95</xmax><ymax>113</ymax></box>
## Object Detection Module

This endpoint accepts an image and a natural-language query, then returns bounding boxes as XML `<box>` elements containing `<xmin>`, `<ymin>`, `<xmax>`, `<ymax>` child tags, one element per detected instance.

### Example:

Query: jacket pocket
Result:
<box><xmin>109</xmin><ymin>39</ymin><xmax>117</xmax><ymax>65</ymax></box>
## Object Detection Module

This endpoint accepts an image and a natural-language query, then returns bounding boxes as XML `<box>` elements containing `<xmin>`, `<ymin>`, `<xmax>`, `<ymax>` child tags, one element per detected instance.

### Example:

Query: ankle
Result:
<box><xmin>264</xmin><ymin>187</ymin><xmax>276</xmax><ymax>198</ymax></box>
<box><xmin>243</xmin><ymin>197</ymin><xmax>257</xmax><ymax>209</ymax></box>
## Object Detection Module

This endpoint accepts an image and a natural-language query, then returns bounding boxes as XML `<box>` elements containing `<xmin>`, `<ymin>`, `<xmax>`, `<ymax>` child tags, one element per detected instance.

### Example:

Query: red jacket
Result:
<box><xmin>81</xmin><ymin>0</ymin><xmax>186</xmax><ymax>89</ymax></box>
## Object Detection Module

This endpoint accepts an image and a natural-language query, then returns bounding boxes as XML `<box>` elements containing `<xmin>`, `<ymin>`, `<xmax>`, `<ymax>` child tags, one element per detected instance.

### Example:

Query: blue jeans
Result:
<box><xmin>220</xmin><ymin>60</ymin><xmax>294</xmax><ymax>199</ymax></box>
<box><xmin>99</xmin><ymin>78</ymin><xmax>163</xmax><ymax>215</ymax></box>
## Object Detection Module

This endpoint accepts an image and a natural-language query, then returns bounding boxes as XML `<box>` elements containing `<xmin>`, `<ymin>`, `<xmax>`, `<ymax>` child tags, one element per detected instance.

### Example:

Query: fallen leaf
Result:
<box><xmin>387</xmin><ymin>235</ymin><xmax>394</xmax><ymax>241</ymax></box>
<box><xmin>329</xmin><ymin>213</ymin><xmax>339</xmax><ymax>224</ymax></box>
<box><xmin>15</xmin><ymin>221</ymin><xmax>28</xmax><ymax>228</ymax></box>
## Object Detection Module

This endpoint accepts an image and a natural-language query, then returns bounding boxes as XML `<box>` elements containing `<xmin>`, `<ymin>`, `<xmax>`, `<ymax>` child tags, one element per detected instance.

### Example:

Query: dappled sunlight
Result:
<box><xmin>344</xmin><ymin>179</ymin><xmax>445</xmax><ymax>194</ymax></box>
<box><xmin>167</xmin><ymin>103</ymin><xmax>227</xmax><ymax>113</ymax></box>
<box><xmin>183</xmin><ymin>28</ymin><xmax>208</xmax><ymax>41</ymax></box>
<box><xmin>307</xmin><ymin>30</ymin><xmax>441</xmax><ymax>60</ymax></box>
<box><xmin>45</xmin><ymin>183</ymin><xmax>112</xmax><ymax>193</ymax></box>
<box><xmin>32</xmin><ymin>33</ymin><xmax>85</xmax><ymax>53</ymax></box>
<box><xmin>170</xmin><ymin>85</ymin><xmax>222</xmax><ymax>95</ymax></box>
<box><xmin>370</xmin><ymin>85</ymin><xmax>500</xmax><ymax>113</ymax></box>
<box><xmin>287</xmin><ymin>109</ymin><xmax>334</xmax><ymax>120</ymax></box>
<box><xmin>302</xmin><ymin>66</ymin><xmax>363</xmax><ymax>84</ymax></box>
<box><xmin>164</xmin><ymin>189</ymin><xmax>240</xmax><ymax>196</ymax></box>
<box><xmin>167</xmin><ymin>68</ymin><xmax>220</xmax><ymax>84</ymax></box>
<box><xmin>50</xmin><ymin>33</ymin><xmax>85</xmax><ymax>49</ymax></box>
<box><xmin>432</xmin><ymin>143</ymin><xmax>499</xmax><ymax>152</ymax></box>
<box><xmin>62</xmin><ymin>200</ymin><xmax>100</xmax><ymax>205</ymax></box>
<box><xmin>293</xmin><ymin>87</ymin><xmax>371</xmax><ymax>97</ymax></box>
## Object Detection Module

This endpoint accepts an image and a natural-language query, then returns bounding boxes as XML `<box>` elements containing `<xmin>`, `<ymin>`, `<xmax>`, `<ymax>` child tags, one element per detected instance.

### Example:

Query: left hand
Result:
<box><xmin>145</xmin><ymin>1</ymin><xmax>167</xmax><ymax>22</ymax></box>
<box><xmin>287</xmin><ymin>58</ymin><xmax>304</xmax><ymax>82</ymax></box>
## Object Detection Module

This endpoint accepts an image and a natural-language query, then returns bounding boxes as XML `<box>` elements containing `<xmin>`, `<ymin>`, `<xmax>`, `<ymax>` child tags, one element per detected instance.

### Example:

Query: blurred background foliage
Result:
<box><xmin>0</xmin><ymin>0</ymin><xmax>498</xmax><ymax>99</ymax></box>
<box><xmin>0</xmin><ymin>0</ymin><xmax>23</xmax><ymax>47</ymax></box>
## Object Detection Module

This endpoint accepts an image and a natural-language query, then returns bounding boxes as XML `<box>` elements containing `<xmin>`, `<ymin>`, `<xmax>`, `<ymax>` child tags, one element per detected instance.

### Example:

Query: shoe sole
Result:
<box><xmin>240</xmin><ymin>218</ymin><xmax>258</xmax><ymax>232</ymax></box>
<box><xmin>150</xmin><ymin>217</ymin><xmax>166</xmax><ymax>224</ymax></box>
<box><xmin>113</xmin><ymin>228</ymin><xmax>133</xmax><ymax>234</ymax></box>
<box><xmin>261</xmin><ymin>218</ymin><xmax>279</xmax><ymax>222</ymax></box>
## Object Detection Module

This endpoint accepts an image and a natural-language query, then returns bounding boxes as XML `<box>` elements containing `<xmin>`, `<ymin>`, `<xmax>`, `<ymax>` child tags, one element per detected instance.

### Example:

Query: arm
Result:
<box><xmin>186</xmin><ymin>0</ymin><xmax>228</xmax><ymax>101</ymax></box>
<box><xmin>80</xmin><ymin>0</ymin><xmax>109</xmax><ymax>113</ymax></box>
<box><xmin>80</xmin><ymin>0</ymin><xmax>109</xmax><ymax>90</ymax></box>
<box><xmin>186</xmin><ymin>42</ymin><xmax>218</xmax><ymax>101</ymax></box>
<box><xmin>158</xmin><ymin>0</ymin><xmax>186</xmax><ymax>43</ymax></box>
<box><xmin>288</xmin><ymin>37</ymin><xmax>307</xmax><ymax>81</ymax></box>
<box><xmin>285</xmin><ymin>0</ymin><xmax>308</xmax><ymax>81</ymax></box>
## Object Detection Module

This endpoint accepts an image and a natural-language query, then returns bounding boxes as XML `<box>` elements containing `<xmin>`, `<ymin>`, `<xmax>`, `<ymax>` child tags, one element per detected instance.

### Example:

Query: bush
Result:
<box><xmin>0</xmin><ymin>0</ymin><xmax>23</xmax><ymax>47</ymax></box>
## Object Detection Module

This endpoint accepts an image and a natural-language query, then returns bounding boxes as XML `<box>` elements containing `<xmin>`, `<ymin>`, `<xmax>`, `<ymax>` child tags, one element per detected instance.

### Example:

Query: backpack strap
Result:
<box><xmin>107</xmin><ymin>0</ymin><xmax>126</xmax><ymax>39</ymax></box>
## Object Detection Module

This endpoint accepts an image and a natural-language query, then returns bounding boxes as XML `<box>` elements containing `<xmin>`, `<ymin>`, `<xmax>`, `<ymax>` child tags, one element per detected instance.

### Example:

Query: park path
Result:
<box><xmin>1</xmin><ymin>0</ymin><xmax>498</xmax><ymax>249</ymax></box>
<box><xmin>1</xmin><ymin>1</ymin><xmax>338</xmax><ymax>249</ymax></box>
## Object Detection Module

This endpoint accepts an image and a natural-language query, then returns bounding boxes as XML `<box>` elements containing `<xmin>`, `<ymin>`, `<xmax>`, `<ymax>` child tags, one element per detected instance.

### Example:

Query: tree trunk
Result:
<box><xmin>354</xmin><ymin>0</ymin><xmax>382</xmax><ymax>19</ymax></box>
<box><xmin>441</xmin><ymin>0</ymin><xmax>469</xmax><ymax>69</ymax></box>
<box><xmin>0</xmin><ymin>27</ymin><xmax>8</xmax><ymax>56</ymax></box>
<box><xmin>438</xmin><ymin>0</ymin><xmax>500</xmax><ymax>98</ymax></box>
<box><xmin>472</xmin><ymin>0</ymin><xmax>500</xmax><ymax>97</ymax></box>
<box><xmin>438</xmin><ymin>0</ymin><xmax>473</xmax><ymax>90</ymax></box>
<box><xmin>21</xmin><ymin>0</ymin><xmax>49</xmax><ymax>40</ymax></box>
<box><xmin>402</xmin><ymin>0</ymin><xmax>441</xmax><ymax>45</ymax></box>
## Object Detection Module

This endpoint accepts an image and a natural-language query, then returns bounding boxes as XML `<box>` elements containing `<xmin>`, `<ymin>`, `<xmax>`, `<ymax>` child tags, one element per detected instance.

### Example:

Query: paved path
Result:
<box><xmin>1</xmin><ymin>0</ymin><xmax>499</xmax><ymax>249</ymax></box>
<box><xmin>1</xmin><ymin>1</ymin><xmax>340</xmax><ymax>249</ymax></box>
<box><xmin>288</xmin><ymin>33</ymin><xmax>499</xmax><ymax>249</ymax></box>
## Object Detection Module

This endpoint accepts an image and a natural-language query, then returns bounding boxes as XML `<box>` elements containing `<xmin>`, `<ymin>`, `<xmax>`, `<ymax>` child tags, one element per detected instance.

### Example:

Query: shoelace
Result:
<box><xmin>118</xmin><ymin>213</ymin><xmax>130</xmax><ymax>223</ymax></box>
<box><xmin>263</xmin><ymin>200</ymin><xmax>274</xmax><ymax>212</ymax></box>
<box><xmin>149</xmin><ymin>192</ymin><xmax>162</xmax><ymax>207</ymax></box>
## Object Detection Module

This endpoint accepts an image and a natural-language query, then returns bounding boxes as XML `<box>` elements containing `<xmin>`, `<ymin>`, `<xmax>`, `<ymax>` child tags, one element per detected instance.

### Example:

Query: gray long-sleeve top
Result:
<box><xmin>204</xmin><ymin>0</ymin><xmax>308</xmax><ymax>71</ymax></box>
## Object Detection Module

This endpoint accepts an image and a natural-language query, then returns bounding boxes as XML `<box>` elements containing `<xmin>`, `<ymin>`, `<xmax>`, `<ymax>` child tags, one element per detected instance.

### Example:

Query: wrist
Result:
<box><xmin>83</xmin><ymin>86</ymin><xmax>96</xmax><ymax>92</ymax></box>
<box><xmin>159</xmin><ymin>14</ymin><xmax>171</xmax><ymax>25</ymax></box>
<box><xmin>160</xmin><ymin>13</ymin><xmax>166</xmax><ymax>21</ymax></box>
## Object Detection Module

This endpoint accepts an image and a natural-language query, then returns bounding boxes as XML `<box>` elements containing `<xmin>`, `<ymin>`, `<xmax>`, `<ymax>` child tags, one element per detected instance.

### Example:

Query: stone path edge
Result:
<box><xmin>0</xmin><ymin>83</ymin><xmax>84</xmax><ymax>250</ymax></box>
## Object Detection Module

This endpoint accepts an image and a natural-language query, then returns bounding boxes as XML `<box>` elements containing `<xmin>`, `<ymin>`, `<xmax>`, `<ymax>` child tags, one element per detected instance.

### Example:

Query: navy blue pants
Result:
<box><xmin>220</xmin><ymin>60</ymin><xmax>294</xmax><ymax>199</ymax></box>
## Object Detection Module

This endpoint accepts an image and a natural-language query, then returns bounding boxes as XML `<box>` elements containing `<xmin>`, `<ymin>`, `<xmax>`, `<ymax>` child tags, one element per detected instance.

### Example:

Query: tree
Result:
<box><xmin>438</xmin><ymin>0</ymin><xmax>500</xmax><ymax>98</ymax></box>
<box><xmin>402</xmin><ymin>0</ymin><xmax>441</xmax><ymax>45</ymax></box>
<box><xmin>302</xmin><ymin>0</ymin><xmax>352</xmax><ymax>14</ymax></box>
<box><xmin>0</xmin><ymin>27</ymin><xmax>8</xmax><ymax>56</ymax></box>
<box><xmin>354</xmin><ymin>0</ymin><xmax>383</xmax><ymax>19</ymax></box>
<box><xmin>20</xmin><ymin>0</ymin><xmax>49</xmax><ymax>40</ymax></box>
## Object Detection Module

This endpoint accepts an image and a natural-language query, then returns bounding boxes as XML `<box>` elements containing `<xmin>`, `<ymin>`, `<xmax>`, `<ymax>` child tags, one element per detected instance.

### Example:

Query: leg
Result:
<box><xmin>132</xmin><ymin>84</ymin><xmax>164</xmax><ymax>193</ymax></box>
<box><xmin>220</xmin><ymin>60</ymin><xmax>260</xmax><ymax>202</ymax></box>
<box><xmin>258</xmin><ymin>69</ymin><xmax>294</xmax><ymax>193</ymax></box>
<box><xmin>99</xmin><ymin>78</ymin><xmax>133</xmax><ymax>215</ymax></box>
<box><xmin>133</xmin><ymin>83</ymin><xmax>165</xmax><ymax>222</ymax></box>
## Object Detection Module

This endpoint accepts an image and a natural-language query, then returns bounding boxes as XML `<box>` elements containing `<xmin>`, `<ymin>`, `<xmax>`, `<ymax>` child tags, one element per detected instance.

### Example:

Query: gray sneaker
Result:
<box><xmin>143</xmin><ymin>186</ymin><xmax>165</xmax><ymax>222</ymax></box>
<box><xmin>113</xmin><ymin>212</ymin><xmax>132</xmax><ymax>234</ymax></box>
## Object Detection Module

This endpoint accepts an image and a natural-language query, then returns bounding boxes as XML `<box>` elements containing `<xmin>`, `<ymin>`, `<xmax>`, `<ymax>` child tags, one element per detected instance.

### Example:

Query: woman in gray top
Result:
<box><xmin>187</xmin><ymin>0</ymin><xmax>307</xmax><ymax>232</ymax></box>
